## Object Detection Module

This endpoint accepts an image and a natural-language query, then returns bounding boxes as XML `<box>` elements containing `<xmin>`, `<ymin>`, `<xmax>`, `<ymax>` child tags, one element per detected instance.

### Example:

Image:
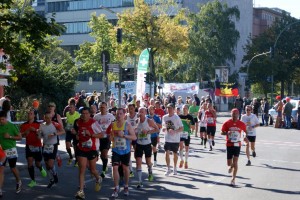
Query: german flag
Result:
<box><xmin>215</xmin><ymin>81</ymin><xmax>239</xmax><ymax>97</ymax></box>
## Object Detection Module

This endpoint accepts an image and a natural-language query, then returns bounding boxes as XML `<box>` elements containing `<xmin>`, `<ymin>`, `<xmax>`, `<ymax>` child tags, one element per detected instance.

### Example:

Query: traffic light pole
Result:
<box><xmin>118</xmin><ymin>64</ymin><xmax>122</xmax><ymax>108</ymax></box>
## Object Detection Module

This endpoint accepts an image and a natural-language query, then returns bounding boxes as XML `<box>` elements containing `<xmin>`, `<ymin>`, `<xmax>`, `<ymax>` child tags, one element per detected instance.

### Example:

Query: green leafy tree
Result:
<box><xmin>117</xmin><ymin>0</ymin><xmax>189</xmax><ymax>92</ymax></box>
<box><xmin>0</xmin><ymin>0</ymin><xmax>64</xmax><ymax>72</ymax></box>
<box><xmin>242</xmin><ymin>14</ymin><xmax>300</xmax><ymax>97</ymax></box>
<box><xmin>188</xmin><ymin>0</ymin><xmax>240</xmax><ymax>82</ymax></box>
<box><xmin>6</xmin><ymin>39</ymin><xmax>78</xmax><ymax>114</ymax></box>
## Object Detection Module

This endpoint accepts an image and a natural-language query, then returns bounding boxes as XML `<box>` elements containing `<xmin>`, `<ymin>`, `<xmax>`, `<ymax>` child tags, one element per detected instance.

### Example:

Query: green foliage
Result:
<box><xmin>242</xmin><ymin>14</ymin><xmax>300</xmax><ymax>96</ymax></box>
<box><xmin>75</xmin><ymin>14</ymin><xmax>116</xmax><ymax>73</ymax></box>
<box><xmin>0</xmin><ymin>0</ymin><xmax>65</xmax><ymax>72</ymax></box>
<box><xmin>6</xmin><ymin>39</ymin><xmax>78</xmax><ymax>115</ymax></box>
<box><xmin>188</xmin><ymin>0</ymin><xmax>240</xmax><ymax>82</ymax></box>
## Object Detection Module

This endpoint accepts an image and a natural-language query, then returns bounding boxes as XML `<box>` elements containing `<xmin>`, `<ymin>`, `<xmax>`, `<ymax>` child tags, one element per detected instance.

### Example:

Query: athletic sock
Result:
<box><xmin>179</xmin><ymin>150</ymin><xmax>184</xmax><ymax>161</ymax></box>
<box><xmin>66</xmin><ymin>148</ymin><xmax>73</xmax><ymax>159</ymax></box>
<box><xmin>153</xmin><ymin>152</ymin><xmax>157</xmax><ymax>161</ymax></box>
<box><xmin>28</xmin><ymin>166</ymin><xmax>35</xmax><ymax>180</ymax></box>
<box><xmin>185</xmin><ymin>150</ymin><xmax>189</xmax><ymax>162</ymax></box>
<box><xmin>137</xmin><ymin>169</ymin><xmax>142</xmax><ymax>182</ymax></box>
<box><xmin>129</xmin><ymin>159</ymin><xmax>133</xmax><ymax>172</ymax></box>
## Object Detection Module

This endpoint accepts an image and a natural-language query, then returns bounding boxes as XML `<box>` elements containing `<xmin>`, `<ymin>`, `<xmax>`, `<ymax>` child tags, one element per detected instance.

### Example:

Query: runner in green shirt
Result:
<box><xmin>0</xmin><ymin>110</ymin><xmax>22</xmax><ymax>194</ymax></box>
<box><xmin>189</xmin><ymin>101</ymin><xmax>199</xmax><ymax>137</ymax></box>
<box><xmin>178</xmin><ymin>105</ymin><xmax>195</xmax><ymax>169</ymax></box>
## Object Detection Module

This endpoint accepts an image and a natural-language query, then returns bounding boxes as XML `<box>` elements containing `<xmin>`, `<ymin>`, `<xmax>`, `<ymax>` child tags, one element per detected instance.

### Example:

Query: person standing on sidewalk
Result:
<box><xmin>241</xmin><ymin>105</ymin><xmax>260</xmax><ymax>166</ymax></box>
<box><xmin>162</xmin><ymin>103</ymin><xmax>183</xmax><ymax>176</ymax></box>
<box><xmin>234</xmin><ymin>95</ymin><xmax>243</xmax><ymax>119</ymax></box>
<box><xmin>283</xmin><ymin>97</ymin><xmax>293</xmax><ymax>129</ymax></box>
<box><xmin>221</xmin><ymin>109</ymin><xmax>247</xmax><ymax>186</ymax></box>
<box><xmin>39</xmin><ymin>112</ymin><xmax>65</xmax><ymax>189</ymax></box>
<box><xmin>20</xmin><ymin>109</ymin><xmax>47</xmax><ymax>188</ymax></box>
<box><xmin>0</xmin><ymin>111</ymin><xmax>22</xmax><ymax>194</ymax></box>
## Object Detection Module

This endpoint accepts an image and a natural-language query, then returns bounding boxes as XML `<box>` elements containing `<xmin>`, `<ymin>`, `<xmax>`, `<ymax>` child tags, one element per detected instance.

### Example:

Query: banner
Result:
<box><xmin>163</xmin><ymin>83</ymin><xmax>199</xmax><ymax>94</ymax></box>
<box><xmin>215</xmin><ymin>81</ymin><xmax>239</xmax><ymax>97</ymax></box>
<box><xmin>136</xmin><ymin>49</ymin><xmax>150</xmax><ymax>100</ymax></box>
<box><xmin>110</xmin><ymin>81</ymin><xmax>136</xmax><ymax>99</ymax></box>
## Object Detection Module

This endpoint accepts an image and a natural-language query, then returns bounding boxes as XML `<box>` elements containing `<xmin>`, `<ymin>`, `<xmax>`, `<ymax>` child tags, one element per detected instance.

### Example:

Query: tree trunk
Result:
<box><xmin>280</xmin><ymin>80</ymin><xmax>284</xmax><ymax>99</ymax></box>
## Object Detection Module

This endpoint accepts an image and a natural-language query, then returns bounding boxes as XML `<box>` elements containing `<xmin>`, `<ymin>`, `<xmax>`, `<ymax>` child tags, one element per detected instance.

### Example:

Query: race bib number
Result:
<box><xmin>65</xmin><ymin>123</ymin><xmax>73</xmax><ymax>131</ymax></box>
<box><xmin>247</xmin><ymin>125</ymin><xmax>254</xmax><ymax>136</ymax></box>
<box><xmin>138</xmin><ymin>132</ymin><xmax>148</xmax><ymax>141</ymax></box>
<box><xmin>43</xmin><ymin>144</ymin><xmax>54</xmax><ymax>154</ymax></box>
<box><xmin>229</xmin><ymin>131</ymin><xmax>240</xmax><ymax>143</ymax></box>
<box><xmin>82</xmin><ymin>139</ymin><xmax>92</xmax><ymax>149</ymax></box>
<box><xmin>114</xmin><ymin>137</ymin><xmax>126</xmax><ymax>150</ymax></box>
<box><xmin>101</xmin><ymin>125</ymin><xmax>108</xmax><ymax>138</ymax></box>
<box><xmin>180</xmin><ymin>132</ymin><xmax>188</xmax><ymax>139</ymax></box>
<box><xmin>207</xmin><ymin>117</ymin><xmax>214</xmax><ymax>124</ymax></box>
<box><xmin>5</xmin><ymin>147</ymin><xmax>18</xmax><ymax>159</ymax></box>
<box><xmin>29</xmin><ymin>145</ymin><xmax>40</xmax><ymax>152</ymax></box>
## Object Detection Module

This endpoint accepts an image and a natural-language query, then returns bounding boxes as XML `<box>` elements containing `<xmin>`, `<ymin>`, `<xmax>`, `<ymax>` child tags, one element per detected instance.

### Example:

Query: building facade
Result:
<box><xmin>252</xmin><ymin>7</ymin><xmax>288</xmax><ymax>38</ymax></box>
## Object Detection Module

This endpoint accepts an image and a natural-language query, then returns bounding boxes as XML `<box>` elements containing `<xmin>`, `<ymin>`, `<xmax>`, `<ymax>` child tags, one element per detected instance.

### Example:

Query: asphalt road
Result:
<box><xmin>1</xmin><ymin>116</ymin><xmax>300</xmax><ymax>200</ymax></box>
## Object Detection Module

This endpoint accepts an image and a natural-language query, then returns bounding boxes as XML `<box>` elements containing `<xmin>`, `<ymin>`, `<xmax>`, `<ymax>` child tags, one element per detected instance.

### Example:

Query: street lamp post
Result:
<box><xmin>271</xmin><ymin>20</ymin><xmax>300</xmax><ymax>105</ymax></box>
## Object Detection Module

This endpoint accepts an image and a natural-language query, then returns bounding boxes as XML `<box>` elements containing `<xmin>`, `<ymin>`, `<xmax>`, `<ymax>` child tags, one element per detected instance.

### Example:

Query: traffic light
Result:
<box><xmin>121</xmin><ymin>68</ymin><xmax>134</xmax><ymax>82</ymax></box>
<box><xmin>144</xmin><ymin>72</ymin><xmax>154</xmax><ymax>84</ymax></box>
<box><xmin>116</xmin><ymin>28</ymin><xmax>122</xmax><ymax>43</ymax></box>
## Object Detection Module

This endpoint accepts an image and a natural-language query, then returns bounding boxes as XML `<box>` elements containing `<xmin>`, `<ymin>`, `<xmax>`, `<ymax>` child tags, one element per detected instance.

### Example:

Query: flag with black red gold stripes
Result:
<box><xmin>215</xmin><ymin>81</ymin><xmax>239</xmax><ymax>97</ymax></box>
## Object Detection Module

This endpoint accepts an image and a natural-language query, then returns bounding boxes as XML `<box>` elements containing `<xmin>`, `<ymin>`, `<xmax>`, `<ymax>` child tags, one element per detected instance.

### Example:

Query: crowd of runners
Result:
<box><xmin>0</xmin><ymin>91</ymin><xmax>261</xmax><ymax>199</ymax></box>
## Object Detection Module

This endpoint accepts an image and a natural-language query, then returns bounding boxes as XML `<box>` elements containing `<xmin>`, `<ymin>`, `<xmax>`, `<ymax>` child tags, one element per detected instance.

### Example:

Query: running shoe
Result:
<box><xmin>200</xmin><ymin>140</ymin><xmax>203</xmax><ymax>145</ymax></box>
<box><xmin>184</xmin><ymin>162</ymin><xmax>188</xmax><ymax>169</ymax></box>
<box><xmin>74</xmin><ymin>162</ymin><xmax>78</xmax><ymax>167</ymax></box>
<box><xmin>95</xmin><ymin>180</ymin><xmax>101</xmax><ymax>192</ymax></box>
<box><xmin>100</xmin><ymin>171</ymin><xmax>106</xmax><ymax>179</ymax></box>
<box><xmin>153</xmin><ymin>161</ymin><xmax>157</xmax><ymax>167</ymax></box>
<box><xmin>16</xmin><ymin>181</ymin><xmax>22</xmax><ymax>194</ymax></box>
<box><xmin>230</xmin><ymin>179</ymin><xmax>235</xmax><ymax>187</ymax></box>
<box><xmin>212</xmin><ymin>140</ymin><xmax>215</xmax><ymax>146</ymax></box>
<box><xmin>40</xmin><ymin>167</ymin><xmax>47</xmax><ymax>177</ymax></box>
<box><xmin>28</xmin><ymin>180</ymin><xmax>37</xmax><ymax>188</ymax></box>
<box><xmin>129</xmin><ymin>171</ymin><xmax>134</xmax><ymax>178</ymax></box>
<box><xmin>136</xmin><ymin>182</ymin><xmax>143</xmax><ymax>189</ymax></box>
<box><xmin>47</xmin><ymin>180</ymin><xmax>55</xmax><ymax>188</ymax></box>
<box><xmin>252</xmin><ymin>151</ymin><xmax>256</xmax><ymax>158</ymax></box>
<box><xmin>164</xmin><ymin>169</ymin><xmax>171</xmax><ymax>176</ymax></box>
<box><xmin>75</xmin><ymin>190</ymin><xmax>85</xmax><ymax>200</ymax></box>
<box><xmin>179</xmin><ymin>160</ymin><xmax>184</xmax><ymax>168</ymax></box>
<box><xmin>124</xmin><ymin>187</ymin><xmax>129</xmax><ymax>196</ymax></box>
<box><xmin>148</xmin><ymin>174</ymin><xmax>154</xmax><ymax>182</ymax></box>
<box><xmin>173</xmin><ymin>168</ymin><xmax>178</xmax><ymax>175</ymax></box>
<box><xmin>246</xmin><ymin>160</ymin><xmax>251</xmax><ymax>166</ymax></box>
<box><xmin>111</xmin><ymin>187</ymin><xmax>119</xmax><ymax>198</ymax></box>
<box><xmin>53</xmin><ymin>174</ymin><xmax>58</xmax><ymax>183</ymax></box>
<box><xmin>68</xmin><ymin>159</ymin><xmax>73</xmax><ymax>165</ymax></box>
<box><xmin>209</xmin><ymin>146</ymin><xmax>213</xmax><ymax>151</ymax></box>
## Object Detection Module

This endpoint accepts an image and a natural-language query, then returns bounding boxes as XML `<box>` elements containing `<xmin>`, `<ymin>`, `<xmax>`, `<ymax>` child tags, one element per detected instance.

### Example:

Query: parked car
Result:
<box><xmin>268</xmin><ymin>99</ymin><xmax>299</xmax><ymax>127</ymax></box>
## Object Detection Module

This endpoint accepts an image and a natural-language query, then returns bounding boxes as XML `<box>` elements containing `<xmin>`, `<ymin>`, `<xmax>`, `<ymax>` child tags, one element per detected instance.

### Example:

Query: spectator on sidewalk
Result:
<box><xmin>234</xmin><ymin>95</ymin><xmax>243</xmax><ymax>119</ymax></box>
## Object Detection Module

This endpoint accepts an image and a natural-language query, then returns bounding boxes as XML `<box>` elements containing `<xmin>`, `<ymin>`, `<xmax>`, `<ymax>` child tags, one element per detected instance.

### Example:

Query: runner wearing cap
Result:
<box><xmin>221</xmin><ymin>109</ymin><xmax>247</xmax><ymax>186</ymax></box>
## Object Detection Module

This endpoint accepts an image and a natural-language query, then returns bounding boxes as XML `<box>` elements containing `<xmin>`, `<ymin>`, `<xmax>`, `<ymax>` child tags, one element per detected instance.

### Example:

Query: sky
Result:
<box><xmin>254</xmin><ymin>0</ymin><xmax>300</xmax><ymax>19</ymax></box>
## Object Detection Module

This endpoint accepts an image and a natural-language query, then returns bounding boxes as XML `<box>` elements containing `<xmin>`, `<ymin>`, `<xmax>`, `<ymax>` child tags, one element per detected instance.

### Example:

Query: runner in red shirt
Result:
<box><xmin>221</xmin><ymin>109</ymin><xmax>247</xmax><ymax>186</ymax></box>
<box><xmin>204</xmin><ymin>103</ymin><xmax>217</xmax><ymax>151</ymax></box>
